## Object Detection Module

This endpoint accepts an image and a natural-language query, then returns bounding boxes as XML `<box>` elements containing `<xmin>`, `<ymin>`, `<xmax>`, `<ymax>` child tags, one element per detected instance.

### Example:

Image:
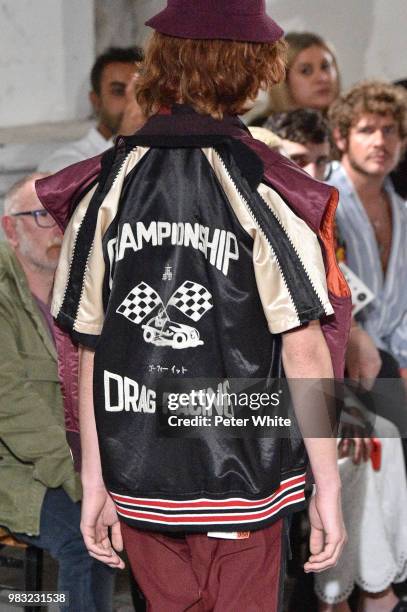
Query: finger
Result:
<box><xmin>111</xmin><ymin>522</ymin><xmax>124</xmax><ymax>552</ymax></box>
<box><xmin>309</xmin><ymin>525</ymin><xmax>324</xmax><ymax>555</ymax></box>
<box><xmin>87</xmin><ymin>530</ymin><xmax>122</xmax><ymax>560</ymax></box>
<box><xmin>307</xmin><ymin>535</ymin><xmax>343</xmax><ymax>564</ymax></box>
<box><xmin>89</xmin><ymin>550</ymin><xmax>125</xmax><ymax>569</ymax></box>
<box><xmin>86</xmin><ymin>541</ymin><xmax>114</xmax><ymax>558</ymax></box>
<box><xmin>95</xmin><ymin>524</ymin><xmax>108</xmax><ymax>547</ymax></box>
<box><xmin>339</xmin><ymin>438</ymin><xmax>349</xmax><ymax>457</ymax></box>
<box><xmin>99</xmin><ymin>534</ymin><xmax>115</xmax><ymax>552</ymax></box>
<box><xmin>305</xmin><ymin>541</ymin><xmax>343</xmax><ymax>573</ymax></box>
<box><xmin>305</xmin><ymin>562</ymin><xmax>337</xmax><ymax>573</ymax></box>
<box><xmin>363</xmin><ymin>438</ymin><xmax>372</xmax><ymax>462</ymax></box>
<box><xmin>101</xmin><ymin>537</ymin><xmax>112</xmax><ymax>551</ymax></box>
<box><xmin>353</xmin><ymin>438</ymin><xmax>362</xmax><ymax>464</ymax></box>
<box><xmin>83</xmin><ymin>533</ymin><xmax>113</xmax><ymax>558</ymax></box>
<box><xmin>308</xmin><ymin>529</ymin><xmax>346</xmax><ymax>565</ymax></box>
<box><xmin>304</xmin><ymin>550</ymin><xmax>341</xmax><ymax>573</ymax></box>
<box><xmin>94</xmin><ymin>525</ymin><xmax>117</xmax><ymax>556</ymax></box>
<box><xmin>81</xmin><ymin>525</ymin><xmax>102</xmax><ymax>546</ymax></box>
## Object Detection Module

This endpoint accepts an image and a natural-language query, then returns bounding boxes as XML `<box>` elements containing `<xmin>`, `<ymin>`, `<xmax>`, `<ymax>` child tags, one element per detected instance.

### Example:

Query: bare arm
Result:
<box><xmin>79</xmin><ymin>347</ymin><xmax>104</xmax><ymax>488</ymax></box>
<box><xmin>79</xmin><ymin>346</ymin><xmax>124</xmax><ymax>569</ymax></box>
<box><xmin>282</xmin><ymin>320</ymin><xmax>346</xmax><ymax>573</ymax></box>
<box><xmin>346</xmin><ymin>318</ymin><xmax>382</xmax><ymax>390</ymax></box>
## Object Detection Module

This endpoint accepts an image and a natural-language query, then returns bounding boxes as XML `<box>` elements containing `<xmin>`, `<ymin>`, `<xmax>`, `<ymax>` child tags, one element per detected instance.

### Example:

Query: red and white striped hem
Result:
<box><xmin>110</xmin><ymin>472</ymin><xmax>306</xmax><ymax>526</ymax></box>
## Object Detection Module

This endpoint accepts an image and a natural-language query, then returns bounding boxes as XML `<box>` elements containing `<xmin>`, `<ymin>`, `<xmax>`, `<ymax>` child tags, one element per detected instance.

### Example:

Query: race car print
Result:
<box><xmin>142</xmin><ymin>309</ymin><xmax>203</xmax><ymax>349</ymax></box>
<box><xmin>116</xmin><ymin>280</ymin><xmax>212</xmax><ymax>349</ymax></box>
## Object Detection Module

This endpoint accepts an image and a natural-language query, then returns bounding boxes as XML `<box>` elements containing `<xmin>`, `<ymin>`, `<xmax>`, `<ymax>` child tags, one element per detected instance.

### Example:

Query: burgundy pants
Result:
<box><xmin>121</xmin><ymin>519</ymin><xmax>285</xmax><ymax>612</ymax></box>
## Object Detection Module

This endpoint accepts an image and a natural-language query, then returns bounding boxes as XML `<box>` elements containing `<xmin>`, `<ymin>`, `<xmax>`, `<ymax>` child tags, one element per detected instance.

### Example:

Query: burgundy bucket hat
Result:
<box><xmin>145</xmin><ymin>0</ymin><xmax>284</xmax><ymax>43</ymax></box>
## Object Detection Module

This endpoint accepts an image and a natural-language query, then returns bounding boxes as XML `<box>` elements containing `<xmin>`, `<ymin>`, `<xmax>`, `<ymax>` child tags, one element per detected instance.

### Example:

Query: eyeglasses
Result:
<box><xmin>11</xmin><ymin>209</ymin><xmax>57</xmax><ymax>228</ymax></box>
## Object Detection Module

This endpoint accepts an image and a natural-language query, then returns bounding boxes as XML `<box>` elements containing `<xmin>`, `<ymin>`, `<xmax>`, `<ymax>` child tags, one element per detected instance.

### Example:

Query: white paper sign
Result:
<box><xmin>339</xmin><ymin>262</ymin><xmax>375</xmax><ymax>315</ymax></box>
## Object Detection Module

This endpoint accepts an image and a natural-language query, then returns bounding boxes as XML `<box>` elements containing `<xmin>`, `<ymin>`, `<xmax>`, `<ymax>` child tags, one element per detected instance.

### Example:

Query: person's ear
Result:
<box><xmin>89</xmin><ymin>90</ymin><xmax>101</xmax><ymax>114</ymax></box>
<box><xmin>1</xmin><ymin>216</ymin><xmax>19</xmax><ymax>248</ymax></box>
<box><xmin>333</xmin><ymin>127</ymin><xmax>347</xmax><ymax>154</ymax></box>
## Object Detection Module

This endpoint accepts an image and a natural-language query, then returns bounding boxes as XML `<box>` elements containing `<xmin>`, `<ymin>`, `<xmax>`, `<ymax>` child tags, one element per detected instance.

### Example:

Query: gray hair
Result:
<box><xmin>4</xmin><ymin>172</ymin><xmax>49</xmax><ymax>215</ymax></box>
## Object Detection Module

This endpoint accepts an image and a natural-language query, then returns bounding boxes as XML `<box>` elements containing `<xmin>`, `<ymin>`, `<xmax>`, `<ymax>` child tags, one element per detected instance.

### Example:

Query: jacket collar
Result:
<box><xmin>133</xmin><ymin>104</ymin><xmax>249</xmax><ymax>139</ymax></box>
<box><xmin>122</xmin><ymin>104</ymin><xmax>264</xmax><ymax>190</ymax></box>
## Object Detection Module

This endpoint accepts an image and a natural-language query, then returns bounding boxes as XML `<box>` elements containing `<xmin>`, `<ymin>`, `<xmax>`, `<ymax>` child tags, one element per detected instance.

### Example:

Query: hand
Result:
<box><xmin>338</xmin><ymin>436</ymin><xmax>372</xmax><ymax>464</ymax></box>
<box><xmin>304</xmin><ymin>487</ymin><xmax>346</xmax><ymax>573</ymax></box>
<box><xmin>118</xmin><ymin>73</ymin><xmax>145</xmax><ymax>136</ymax></box>
<box><xmin>338</xmin><ymin>417</ymin><xmax>373</xmax><ymax>464</ymax></box>
<box><xmin>346</xmin><ymin>325</ymin><xmax>382</xmax><ymax>391</ymax></box>
<box><xmin>80</xmin><ymin>485</ymin><xmax>125</xmax><ymax>569</ymax></box>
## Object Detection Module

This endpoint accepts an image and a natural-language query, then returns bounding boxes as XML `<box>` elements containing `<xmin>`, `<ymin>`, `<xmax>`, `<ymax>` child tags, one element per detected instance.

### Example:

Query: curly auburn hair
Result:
<box><xmin>135</xmin><ymin>32</ymin><xmax>287</xmax><ymax>119</ymax></box>
<box><xmin>329</xmin><ymin>80</ymin><xmax>407</xmax><ymax>141</ymax></box>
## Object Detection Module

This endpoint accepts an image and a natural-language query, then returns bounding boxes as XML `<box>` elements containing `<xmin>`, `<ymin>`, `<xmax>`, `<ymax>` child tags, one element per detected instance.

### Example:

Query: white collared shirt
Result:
<box><xmin>38</xmin><ymin>127</ymin><xmax>114</xmax><ymax>173</ymax></box>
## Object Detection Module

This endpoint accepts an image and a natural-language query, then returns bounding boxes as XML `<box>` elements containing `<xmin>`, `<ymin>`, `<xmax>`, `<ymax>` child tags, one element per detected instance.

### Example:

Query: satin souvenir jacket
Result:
<box><xmin>38</xmin><ymin>106</ymin><xmax>351</xmax><ymax>533</ymax></box>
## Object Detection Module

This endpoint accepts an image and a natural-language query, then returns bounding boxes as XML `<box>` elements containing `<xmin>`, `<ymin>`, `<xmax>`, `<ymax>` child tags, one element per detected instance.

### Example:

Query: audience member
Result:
<box><xmin>329</xmin><ymin>82</ymin><xmax>407</xmax><ymax>392</ymax></box>
<box><xmin>39</xmin><ymin>46</ymin><xmax>144</xmax><ymax>173</ymax></box>
<box><xmin>316</xmin><ymin>418</ymin><xmax>407</xmax><ymax>612</ymax></box>
<box><xmin>0</xmin><ymin>174</ymin><xmax>115</xmax><ymax>612</ymax></box>
<box><xmin>266</xmin><ymin>109</ymin><xmax>332</xmax><ymax>180</ymax></box>
<box><xmin>272</xmin><ymin>32</ymin><xmax>340</xmax><ymax>112</ymax></box>
<box><xmin>268</xmin><ymin>108</ymin><xmax>407</xmax><ymax>612</ymax></box>
<box><xmin>247</xmin><ymin>32</ymin><xmax>340</xmax><ymax>125</ymax></box>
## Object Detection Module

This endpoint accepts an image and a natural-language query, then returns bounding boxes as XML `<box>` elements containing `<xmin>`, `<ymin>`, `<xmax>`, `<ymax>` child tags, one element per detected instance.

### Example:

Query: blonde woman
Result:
<box><xmin>246</xmin><ymin>32</ymin><xmax>340</xmax><ymax>124</ymax></box>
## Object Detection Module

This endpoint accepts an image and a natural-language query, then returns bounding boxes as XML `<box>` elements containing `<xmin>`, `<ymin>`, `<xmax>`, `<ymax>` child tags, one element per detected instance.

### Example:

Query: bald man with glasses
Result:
<box><xmin>0</xmin><ymin>174</ymin><xmax>115</xmax><ymax>612</ymax></box>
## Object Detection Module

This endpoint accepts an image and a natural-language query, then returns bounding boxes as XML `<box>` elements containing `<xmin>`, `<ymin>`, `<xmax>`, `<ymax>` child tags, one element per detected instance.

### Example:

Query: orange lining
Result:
<box><xmin>319</xmin><ymin>188</ymin><xmax>351</xmax><ymax>298</ymax></box>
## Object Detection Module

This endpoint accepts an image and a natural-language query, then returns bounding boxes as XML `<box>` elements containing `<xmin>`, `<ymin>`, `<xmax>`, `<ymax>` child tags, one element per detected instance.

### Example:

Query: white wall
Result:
<box><xmin>96</xmin><ymin>0</ymin><xmax>139</xmax><ymax>54</ymax></box>
<box><xmin>0</xmin><ymin>0</ymin><xmax>95</xmax><ymax>128</ymax></box>
<box><xmin>268</xmin><ymin>0</ymin><xmax>407</xmax><ymax>87</ymax></box>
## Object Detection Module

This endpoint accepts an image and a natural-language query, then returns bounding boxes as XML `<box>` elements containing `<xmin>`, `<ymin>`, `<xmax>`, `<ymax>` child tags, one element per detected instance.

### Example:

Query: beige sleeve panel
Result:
<box><xmin>257</xmin><ymin>182</ymin><xmax>334</xmax><ymax>329</ymax></box>
<box><xmin>51</xmin><ymin>146</ymin><xmax>150</xmax><ymax>336</ymax></box>
<box><xmin>202</xmin><ymin>148</ymin><xmax>333</xmax><ymax>334</ymax></box>
<box><xmin>252</xmin><ymin>231</ymin><xmax>304</xmax><ymax>334</ymax></box>
<box><xmin>51</xmin><ymin>184</ymin><xmax>98</xmax><ymax>319</ymax></box>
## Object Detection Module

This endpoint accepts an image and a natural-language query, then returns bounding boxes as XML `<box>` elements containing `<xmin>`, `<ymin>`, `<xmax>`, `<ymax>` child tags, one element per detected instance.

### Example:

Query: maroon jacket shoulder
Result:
<box><xmin>239</xmin><ymin>133</ymin><xmax>334</xmax><ymax>232</ymax></box>
<box><xmin>35</xmin><ymin>152</ymin><xmax>103</xmax><ymax>230</ymax></box>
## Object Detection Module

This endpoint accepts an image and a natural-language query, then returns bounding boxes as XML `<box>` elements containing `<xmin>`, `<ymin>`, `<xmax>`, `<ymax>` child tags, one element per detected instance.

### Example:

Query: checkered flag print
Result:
<box><xmin>167</xmin><ymin>281</ymin><xmax>213</xmax><ymax>322</ymax></box>
<box><xmin>116</xmin><ymin>282</ymin><xmax>163</xmax><ymax>324</ymax></box>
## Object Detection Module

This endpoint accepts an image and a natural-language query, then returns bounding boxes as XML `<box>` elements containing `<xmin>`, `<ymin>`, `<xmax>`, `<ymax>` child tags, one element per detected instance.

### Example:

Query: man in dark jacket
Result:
<box><xmin>0</xmin><ymin>174</ymin><xmax>115</xmax><ymax>612</ymax></box>
<box><xmin>37</xmin><ymin>2</ymin><xmax>351</xmax><ymax>610</ymax></box>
